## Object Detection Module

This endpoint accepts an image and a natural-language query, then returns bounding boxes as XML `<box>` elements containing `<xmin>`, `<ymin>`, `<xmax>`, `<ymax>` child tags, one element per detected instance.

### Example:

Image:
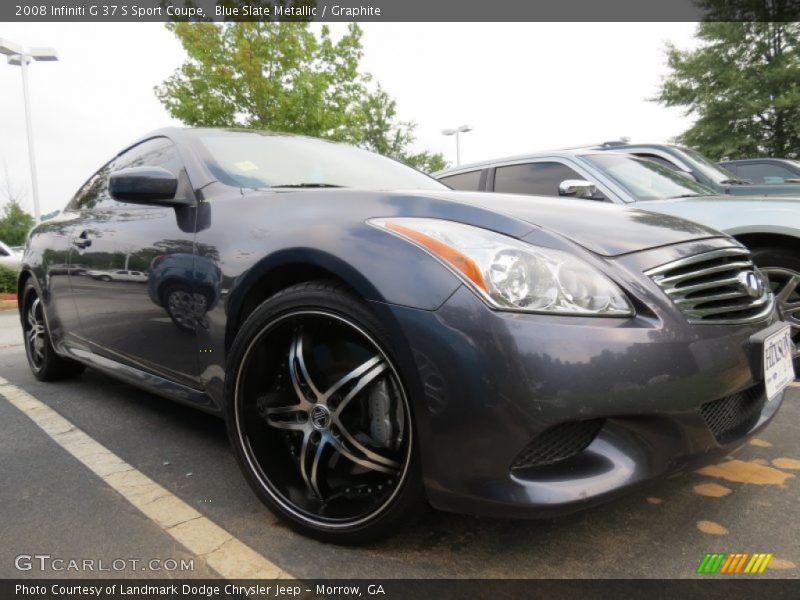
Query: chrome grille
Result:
<box><xmin>645</xmin><ymin>247</ymin><xmax>774</xmax><ymax>324</ymax></box>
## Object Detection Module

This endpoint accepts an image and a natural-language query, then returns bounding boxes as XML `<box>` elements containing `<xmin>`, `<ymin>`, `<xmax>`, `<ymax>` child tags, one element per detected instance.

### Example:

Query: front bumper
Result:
<box><xmin>380</xmin><ymin>259</ymin><xmax>787</xmax><ymax>518</ymax></box>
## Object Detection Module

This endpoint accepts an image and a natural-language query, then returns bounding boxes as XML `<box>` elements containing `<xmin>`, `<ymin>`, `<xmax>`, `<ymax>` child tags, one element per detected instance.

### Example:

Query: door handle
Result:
<box><xmin>72</xmin><ymin>231</ymin><xmax>92</xmax><ymax>249</ymax></box>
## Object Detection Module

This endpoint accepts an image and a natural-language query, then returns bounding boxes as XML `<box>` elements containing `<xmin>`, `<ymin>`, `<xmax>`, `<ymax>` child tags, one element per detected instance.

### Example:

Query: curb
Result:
<box><xmin>0</xmin><ymin>301</ymin><xmax>18</xmax><ymax>312</ymax></box>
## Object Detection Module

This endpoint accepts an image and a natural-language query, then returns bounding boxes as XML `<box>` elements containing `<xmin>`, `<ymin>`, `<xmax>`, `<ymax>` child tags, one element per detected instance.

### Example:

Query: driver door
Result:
<box><xmin>68</xmin><ymin>137</ymin><xmax>202</xmax><ymax>387</ymax></box>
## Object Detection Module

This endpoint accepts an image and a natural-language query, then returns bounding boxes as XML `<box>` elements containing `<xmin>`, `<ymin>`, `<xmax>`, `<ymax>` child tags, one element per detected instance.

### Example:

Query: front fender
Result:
<box><xmin>197</xmin><ymin>214</ymin><xmax>466</xmax><ymax>407</ymax></box>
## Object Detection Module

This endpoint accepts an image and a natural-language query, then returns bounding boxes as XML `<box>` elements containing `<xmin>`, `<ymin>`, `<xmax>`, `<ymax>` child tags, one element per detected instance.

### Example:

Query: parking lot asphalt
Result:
<box><xmin>0</xmin><ymin>310</ymin><xmax>798</xmax><ymax>580</ymax></box>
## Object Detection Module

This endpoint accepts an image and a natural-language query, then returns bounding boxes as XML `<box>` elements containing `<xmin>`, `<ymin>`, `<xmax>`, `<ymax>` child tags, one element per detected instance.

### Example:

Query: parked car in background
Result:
<box><xmin>590</xmin><ymin>141</ymin><xmax>800</xmax><ymax>197</ymax></box>
<box><xmin>86</xmin><ymin>268</ymin><xmax>148</xmax><ymax>283</ymax></box>
<box><xmin>19</xmin><ymin>128</ymin><xmax>793</xmax><ymax>543</ymax></box>
<box><xmin>719</xmin><ymin>158</ymin><xmax>800</xmax><ymax>185</ymax></box>
<box><xmin>0</xmin><ymin>240</ymin><xmax>22</xmax><ymax>271</ymax></box>
<box><xmin>435</xmin><ymin>149</ymin><xmax>800</xmax><ymax>366</ymax></box>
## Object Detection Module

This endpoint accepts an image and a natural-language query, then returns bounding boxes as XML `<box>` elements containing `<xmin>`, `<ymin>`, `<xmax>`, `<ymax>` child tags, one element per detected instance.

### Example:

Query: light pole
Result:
<box><xmin>442</xmin><ymin>125</ymin><xmax>472</xmax><ymax>166</ymax></box>
<box><xmin>0</xmin><ymin>38</ymin><xmax>58</xmax><ymax>223</ymax></box>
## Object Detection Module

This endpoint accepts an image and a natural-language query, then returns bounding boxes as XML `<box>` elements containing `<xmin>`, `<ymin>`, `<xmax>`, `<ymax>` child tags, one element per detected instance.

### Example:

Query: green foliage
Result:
<box><xmin>156</xmin><ymin>22</ymin><xmax>446</xmax><ymax>172</ymax></box>
<box><xmin>0</xmin><ymin>265</ymin><xmax>17</xmax><ymax>293</ymax></box>
<box><xmin>655</xmin><ymin>21</ymin><xmax>800</xmax><ymax>160</ymax></box>
<box><xmin>0</xmin><ymin>199</ymin><xmax>35</xmax><ymax>247</ymax></box>
<box><xmin>356</xmin><ymin>85</ymin><xmax>448</xmax><ymax>173</ymax></box>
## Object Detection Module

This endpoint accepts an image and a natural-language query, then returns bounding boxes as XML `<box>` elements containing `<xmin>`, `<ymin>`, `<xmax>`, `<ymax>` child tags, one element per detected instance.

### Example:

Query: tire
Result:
<box><xmin>225</xmin><ymin>280</ymin><xmax>424</xmax><ymax>544</ymax></box>
<box><xmin>99</xmin><ymin>275</ymin><xmax>111</xmax><ymax>282</ymax></box>
<box><xmin>750</xmin><ymin>247</ymin><xmax>800</xmax><ymax>372</ymax></box>
<box><xmin>21</xmin><ymin>279</ymin><xmax>85</xmax><ymax>382</ymax></box>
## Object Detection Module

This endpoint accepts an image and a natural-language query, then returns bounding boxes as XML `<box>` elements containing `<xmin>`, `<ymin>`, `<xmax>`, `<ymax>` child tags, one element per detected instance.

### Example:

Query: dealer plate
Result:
<box><xmin>763</xmin><ymin>324</ymin><xmax>795</xmax><ymax>400</ymax></box>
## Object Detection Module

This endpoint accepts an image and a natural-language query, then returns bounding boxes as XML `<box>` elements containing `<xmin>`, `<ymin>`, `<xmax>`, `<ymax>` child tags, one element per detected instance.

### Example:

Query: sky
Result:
<box><xmin>0</xmin><ymin>22</ymin><xmax>698</xmax><ymax>216</ymax></box>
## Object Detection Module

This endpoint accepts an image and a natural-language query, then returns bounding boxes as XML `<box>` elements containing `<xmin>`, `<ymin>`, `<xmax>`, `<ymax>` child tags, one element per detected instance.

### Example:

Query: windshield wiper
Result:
<box><xmin>669</xmin><ymin>193</ymin><xmax>705</xmax><ymax>198</ymax></box>
<box><xmin>720</xmin><ymin>179</ymin><xmax>750</xmax><ymax>185</ymax></box>
<box><xmin>269</xmin><ymin>183</ymin><xmax>345</xmax><ymax>188</ymax></box>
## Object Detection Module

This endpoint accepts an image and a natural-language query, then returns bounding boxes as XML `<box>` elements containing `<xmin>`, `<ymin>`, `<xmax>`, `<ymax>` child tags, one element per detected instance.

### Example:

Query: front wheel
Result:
<box><xmin>750</xmin><ymin>247</ymin><xmax>800</xmax><ymax>371</ymax></box>
<box><xmin>225</xmin><ymin>281</ymin><xmax>423</xmax><ymax>544</ymax></box>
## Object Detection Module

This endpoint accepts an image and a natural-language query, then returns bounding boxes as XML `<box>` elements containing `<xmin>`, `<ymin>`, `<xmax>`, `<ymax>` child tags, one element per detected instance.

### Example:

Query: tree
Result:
<box><xmin>0</xmin><ymin>199</ymin><xmax>35</xmax><ymax>247</ymax></box>
<box><xmin>655</xmin><ymin>21</ymin><xmax>800</xmax><ymax>159</ymax></box>
<box><xmin>0</xmin><ymin>166</ymin><xmax>34</xmax><ymax>246</ymax></box>
<box><xmin>356</xmin><ymin>85</ymin><xmax>447</xmax><ymax>173</ymax></box>
<box><xmin>156</xmin><ymin>22</ymin><xmax>446</xmax><ymax>172</ymax></box>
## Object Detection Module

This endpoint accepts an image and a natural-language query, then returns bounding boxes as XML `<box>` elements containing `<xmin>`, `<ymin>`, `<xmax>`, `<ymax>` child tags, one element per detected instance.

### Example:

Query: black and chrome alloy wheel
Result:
<box><xmin>227</xmin><ymin>283</ymin><xmax>419</xmax><ymax>543</ymax></box>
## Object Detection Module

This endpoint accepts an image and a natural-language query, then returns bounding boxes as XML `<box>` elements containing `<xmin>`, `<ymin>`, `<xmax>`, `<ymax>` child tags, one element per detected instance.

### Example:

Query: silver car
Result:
<box><xmin>0</xmin><ymin>240</ymin><xmax>22</xmax><ymax>271</ymax></box>
<box><xmin>435</xmin><ymin>149</ymin><xmax>800</xmax><ymax>364</ymax></box>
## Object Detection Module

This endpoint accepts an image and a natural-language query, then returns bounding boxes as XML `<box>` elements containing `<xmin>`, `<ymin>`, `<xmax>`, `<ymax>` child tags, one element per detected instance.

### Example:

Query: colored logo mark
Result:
<box><xmin>697</xmin><ymin>552</ymin><xmax>773</xmax><ymax>574</ymax></box>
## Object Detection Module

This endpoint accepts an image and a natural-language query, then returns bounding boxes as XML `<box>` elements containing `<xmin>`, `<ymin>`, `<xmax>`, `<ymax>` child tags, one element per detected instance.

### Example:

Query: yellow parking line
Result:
<box><xmin>0</xmin><ymin>377</ymin><xmax>291</xmax><ymax>580</ymax></box>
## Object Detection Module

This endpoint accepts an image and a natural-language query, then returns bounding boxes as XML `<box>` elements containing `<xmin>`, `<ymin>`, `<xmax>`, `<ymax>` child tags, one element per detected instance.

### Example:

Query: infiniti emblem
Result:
<box><xmin>737</xmin><ymin>270</ymin><xmax>764</xmax><ymax>299</ymax></box>
<box><xmin>310</xmin><ymin>405</ymin><xmax>331</xmax><ymax>430</ymax></box>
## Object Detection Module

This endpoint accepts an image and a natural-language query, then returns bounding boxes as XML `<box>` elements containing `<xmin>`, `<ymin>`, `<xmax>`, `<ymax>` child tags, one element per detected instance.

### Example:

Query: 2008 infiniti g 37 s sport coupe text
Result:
<box><xmin>19</xmin><ymin>129</ymin><xmax>795</xmax><ymax>544</ymax></box>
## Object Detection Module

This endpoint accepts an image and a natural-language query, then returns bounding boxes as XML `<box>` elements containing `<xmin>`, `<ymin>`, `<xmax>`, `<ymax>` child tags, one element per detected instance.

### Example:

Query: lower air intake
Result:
<box><xmin>511</xmin><ymin>419</ymin><xmax>604</xmax><ymax>470</ymax></box>
<box><xmin>700</xmin><ymin>385</ymin><xmax>765</xmax><ymax>445</ymax></box>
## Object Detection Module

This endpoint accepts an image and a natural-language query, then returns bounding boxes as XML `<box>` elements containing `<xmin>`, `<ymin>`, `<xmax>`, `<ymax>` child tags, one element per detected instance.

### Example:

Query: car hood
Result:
<box><xmin>643</xmin><ymin>193</ymin><xmax>800</xmax><ymax>206</ymax></box>
<box><xmin>631</xmin><ymin>194</ymin><xmax>800</xmax><ymax>236</ymax></box>
<box><xmin>424</xmin><ymin>191</ymin><xmax>722</xmax><ymax>257</ymax></box>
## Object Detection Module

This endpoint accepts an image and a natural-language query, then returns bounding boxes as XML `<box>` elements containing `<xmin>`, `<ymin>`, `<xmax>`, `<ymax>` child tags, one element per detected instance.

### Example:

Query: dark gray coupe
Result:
<box><xmin>19</xmin><ymin>129</ymin><xmax>794</xmax><ymax>543</ymax></box>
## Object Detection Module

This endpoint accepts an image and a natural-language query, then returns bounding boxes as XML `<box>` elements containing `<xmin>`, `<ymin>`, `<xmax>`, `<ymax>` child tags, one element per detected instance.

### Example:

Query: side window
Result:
<box><xmin>737</xmin><ymin>163</ymin><xmax>797</xmax><ymax>184</ymax></box>
<box><xmin>113</xmin><ymin>137</ymin><xmax>183</xmax><ymax>175</ymax></box>
<box><xmin>493</xmin><ymin>162</ymin><xmax>586</xmax><ymax>196</ymax></box>
<box><xmin>70</xmin><ymin>137</ymin><xmax>183</xmax><ymax>211</ymax></box>
<box><xmin>70</xmin><ymin>163</ymin><xmax>112</xmax><ymax>211</ymax></box>
<box><xmin>439</xmin><ymin>170</ymin><xmax>483</xmax><ymax>191</ymax></box>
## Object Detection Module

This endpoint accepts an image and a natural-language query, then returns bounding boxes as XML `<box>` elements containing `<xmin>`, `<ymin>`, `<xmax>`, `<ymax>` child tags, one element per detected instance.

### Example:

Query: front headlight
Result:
<box><xmin>370</xmin><ymin>217</ymin><xmax>633</xmax><ymax>316</ymax></box>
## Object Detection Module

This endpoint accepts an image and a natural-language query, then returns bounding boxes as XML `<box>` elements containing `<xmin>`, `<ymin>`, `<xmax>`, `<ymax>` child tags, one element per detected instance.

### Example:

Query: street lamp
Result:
<box><xmin>442</xmin><ymin>124</ymin><xmax>472</xmax><ymax>166</ymax></box>
<box><xmin>0</xmin><ymin>38</ymin><xmax>59</xmax><ymax>223</ymax></box>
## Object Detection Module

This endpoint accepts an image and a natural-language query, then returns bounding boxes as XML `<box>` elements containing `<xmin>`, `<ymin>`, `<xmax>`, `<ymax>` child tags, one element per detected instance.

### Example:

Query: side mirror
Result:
<box><xmin>559</xmin><ymin>179</ymin><xmax>604</xmax><ymax>200</ymax></box>
<box><xmin>109</xmin><ymin>166</ymin><xmax>186</xmax><ymax>206</ymax></box>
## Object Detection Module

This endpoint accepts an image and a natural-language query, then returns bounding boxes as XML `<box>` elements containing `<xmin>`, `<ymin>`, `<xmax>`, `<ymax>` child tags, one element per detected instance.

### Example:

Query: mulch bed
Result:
<box><xmin>0</xmin><ymin>293</ymin><xmax>17</xmax><ymax>301</ymax></box>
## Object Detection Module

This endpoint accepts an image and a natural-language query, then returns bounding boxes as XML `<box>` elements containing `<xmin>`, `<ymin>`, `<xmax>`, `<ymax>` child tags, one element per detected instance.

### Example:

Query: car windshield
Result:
<box><xmin>194</xmin><ymin>131</ymin><xmax>447</xmax><ymax>191</ymax></box>
<box><xmin>583</xmin><ymin>153</ymin><xmax>716</xmax><ymax>201</ymax></box>
<box><xmin>678</xmin><ymin>147</ymin><xmax>742</xmax><ymax>184</ymax></box>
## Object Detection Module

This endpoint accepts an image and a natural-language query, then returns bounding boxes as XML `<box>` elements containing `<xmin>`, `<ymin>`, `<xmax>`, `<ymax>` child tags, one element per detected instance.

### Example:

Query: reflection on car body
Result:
<box><xmin>148</xmin><ymin>253</ymin><xmax>220</xmax><ymax>331</ymax></box>
<box><xmin>87</xmin><ymin>268</ymin><xmax>148</xmax><ymax>283</ymax></box>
